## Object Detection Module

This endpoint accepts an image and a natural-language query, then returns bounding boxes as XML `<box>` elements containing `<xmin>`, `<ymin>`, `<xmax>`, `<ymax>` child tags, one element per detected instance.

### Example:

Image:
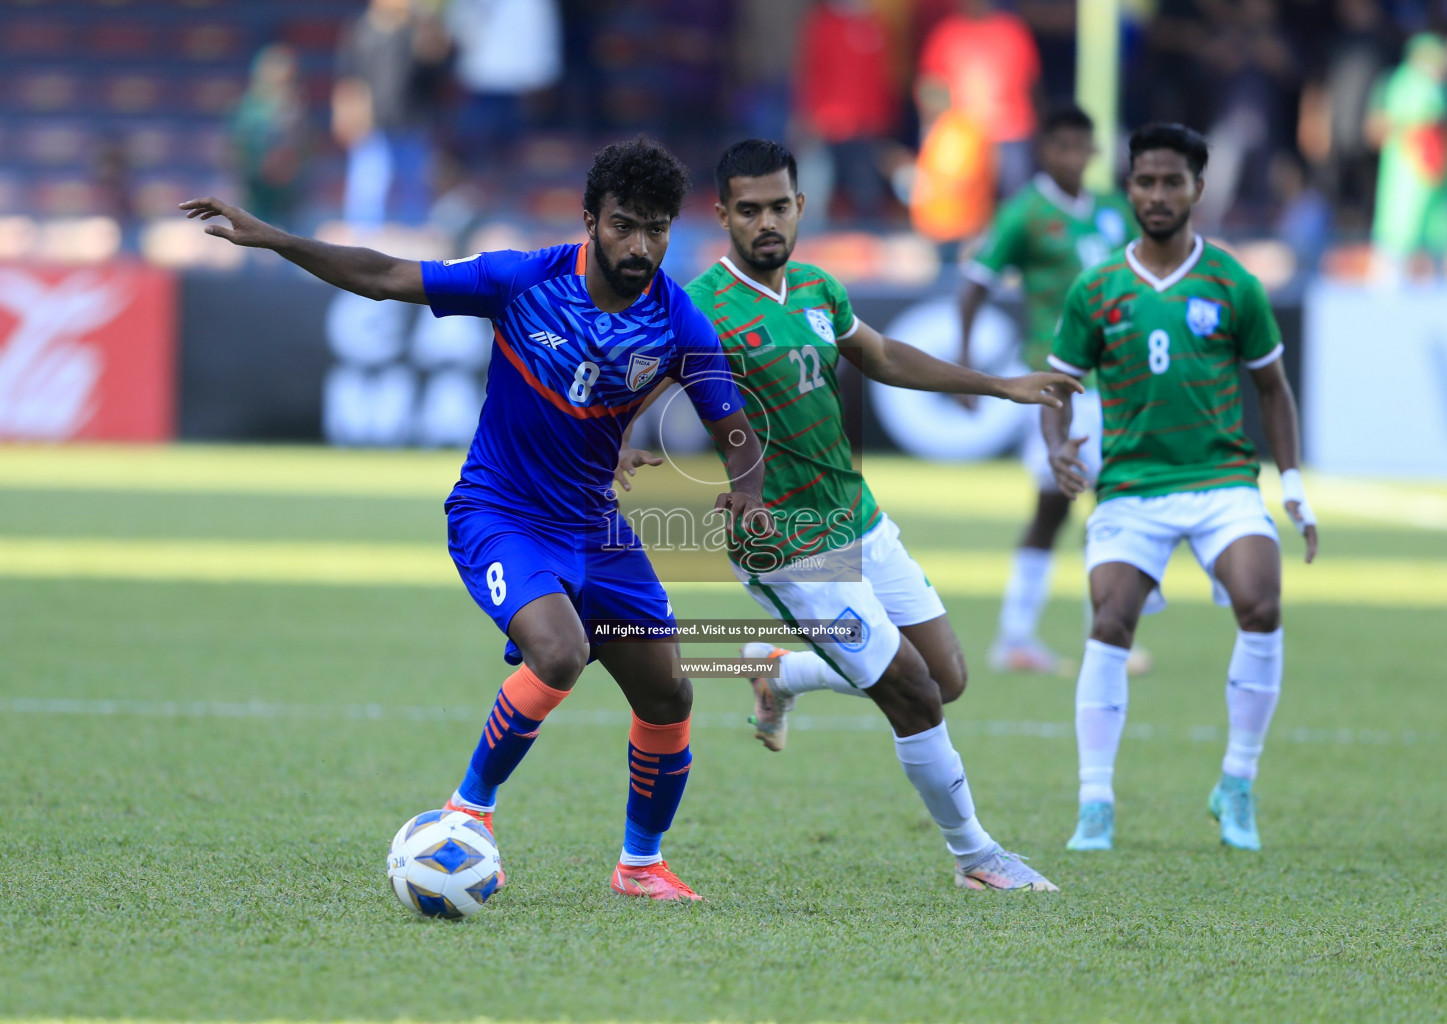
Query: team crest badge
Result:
<box><xmin>1186</xmin><ymin>298</ymin><xmax>1222</xmax><ymax>337</ymax></box>
<box><xmin>626</xmin><ymin>352</ymin><xmax>663</xmax><ymax>391</ymax></box>
<box><xmin>828</xmin><ymin>607</ymin><xmax>868</xmax><ymax>652</ymax></box>
<box><xmin>805</xmin><ymin>308</ymin><xmax>836</xmax><ymax>345</ymax></box>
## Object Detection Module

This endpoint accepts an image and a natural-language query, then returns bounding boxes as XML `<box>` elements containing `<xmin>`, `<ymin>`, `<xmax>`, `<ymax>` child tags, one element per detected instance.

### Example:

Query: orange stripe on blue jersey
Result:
<box><xmin>420</xmin><ymin>243</ymin><xmax>741</xmax><ymax>526</ymax></box>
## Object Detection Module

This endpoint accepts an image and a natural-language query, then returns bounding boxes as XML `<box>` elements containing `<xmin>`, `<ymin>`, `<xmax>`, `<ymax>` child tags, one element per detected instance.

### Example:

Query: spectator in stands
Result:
<box><xmin>1195</xmin><ymin>0</ymin><xmax>1302</xmax><ymax>230</ymax></box>
<box><xmin>232</xmin><ymin>44</ymin><xmax>310</xmax><ymax>230</ymax></box>
<box><xmin>1124</xmin><ymin>0</ymin><xmax>1215</xmax><ymax>130</ymax></box>
<box><xmin>445</xmin><ymin>0</ymin><xmax>563</xmax><ymax>163</ymax></box>
<box><xmin>333</xmin><ymin>0</ymin><xmax>452</xmax><ymax>228</ymax></box>
<box><xmin>916</xmin><ymin>0</ymin><xmax>1041</xmax><ymax>196</ymax></box>
<box><xmin>732</xmin><ymin>0</ymin><xmax>814</xmax><ymax>141</ymax></box>
<box><xmin>1017</xmin><ymin>0</ymin><xmax>1077</xmax><ymax>102</ymax></box>
<box><xmin>1271</xmin><ymin>150</ymin><xmax>1333</xmax><ymax>276</ymax></box>
<box><xmin>908</xmin><ymin>101</ymin><xmax>994</xmax><ymax>258</ymax></box>
<box><xmin>1368</xmin><ymin>32</ymin><xmax>1447</xmax><ymax>279</ymax></box>
<box><xmin>794</xmin><ymin>0</ymin><xmax>900</xmax><ymax>221</ymax></box>
<box><xmin>1301</xmin><ymin>0</ymin><xmax>1396</xmax><ymax>230</ymax></box>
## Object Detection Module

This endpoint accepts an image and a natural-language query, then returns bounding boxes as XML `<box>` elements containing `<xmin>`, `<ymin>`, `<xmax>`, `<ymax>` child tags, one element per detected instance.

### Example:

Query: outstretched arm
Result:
<box><xmin>1251</xmin><ymin>357</ymin><xmax>1318</xmax><ymax>563</ymax></box>
<box><xmin>179</xmin><ymin>197</ymin><xmax>426</xmax><ymax>303</ymax></box>
<box><xmin>838</xmin><ymin>319</ymin><xmax>1082</xmax><ymax>407</ymax></box>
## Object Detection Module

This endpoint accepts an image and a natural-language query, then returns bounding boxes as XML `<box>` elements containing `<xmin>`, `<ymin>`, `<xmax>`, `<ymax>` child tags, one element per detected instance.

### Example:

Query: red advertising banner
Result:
<box><xmin>0</xmin><ymin>263</ymin><xmax>177</xmax><ymax>441</ymax></box>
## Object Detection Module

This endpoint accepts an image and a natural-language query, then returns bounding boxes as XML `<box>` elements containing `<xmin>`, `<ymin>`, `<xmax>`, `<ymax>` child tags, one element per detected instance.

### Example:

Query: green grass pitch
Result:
<box><xmin>0</xmin><ymin>448</ymin><xmax>1443</xmax><ymax>1023</ymax></box>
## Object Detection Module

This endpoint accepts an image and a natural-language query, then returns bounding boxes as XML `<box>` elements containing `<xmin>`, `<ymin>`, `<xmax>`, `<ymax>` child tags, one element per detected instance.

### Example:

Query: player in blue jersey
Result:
<box><xmin>181</xmin><ymin>138</ymin><xmax>771</xmax><ymax>902</ymax></box>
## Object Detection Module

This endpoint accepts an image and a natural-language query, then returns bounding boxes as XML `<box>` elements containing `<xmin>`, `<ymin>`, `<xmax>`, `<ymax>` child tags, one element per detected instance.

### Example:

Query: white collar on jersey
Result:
<box><xmin>1125</xmin><ymin>234</ymin><xmax>1204</xmax><ymax>292</ymax></box>
<box><xmin>1034</xmin><ymin>172</ymin><xmax>1095</xmax><ymax>222</ymax></box>
<box><xmin>719</xmin><ymin>256</ymin><xmax>787</xmax><ymax>305</ymax></box>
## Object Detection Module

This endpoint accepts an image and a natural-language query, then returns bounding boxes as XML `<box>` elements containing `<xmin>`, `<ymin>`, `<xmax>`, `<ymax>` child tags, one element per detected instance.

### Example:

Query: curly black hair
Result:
<box><xmin>583</xmin><ymin>136</ymin><xmax>691</xmax><ymax>220</ymax></box>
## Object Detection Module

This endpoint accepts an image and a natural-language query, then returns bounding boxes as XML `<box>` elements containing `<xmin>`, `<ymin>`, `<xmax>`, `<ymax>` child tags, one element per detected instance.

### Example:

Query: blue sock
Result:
<box><xmin>621</xmin><ymin>743</ymin><xmax>691</xmax><ymax>865</ymax></box>
<box><xmin>457</xmin><ymin>688</ymin><xmax>543</xmax><ymax>808</ymax></box>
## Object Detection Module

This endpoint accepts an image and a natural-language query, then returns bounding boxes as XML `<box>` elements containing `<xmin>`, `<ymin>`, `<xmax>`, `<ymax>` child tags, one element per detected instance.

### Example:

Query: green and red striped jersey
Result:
<box><xmin>965</xmin><ymin>174</ymin><xmax>1136</xmax><ymax>371</ymax></box>
<box><xmin>686</xmin><ymin>257</ymin><xmax>881</xmax><ymax>568</ymax></box>
<box><xmin>1050</xmin><ymin>236</ymin><xmax>1284</xmax><ymax>501</ymax></box>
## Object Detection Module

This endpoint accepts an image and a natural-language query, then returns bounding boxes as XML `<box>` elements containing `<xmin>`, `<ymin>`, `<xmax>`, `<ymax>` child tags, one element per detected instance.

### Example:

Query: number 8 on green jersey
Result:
<box><xmin>1049</xmin><ymin>236</ymin><xmax>1285</xmax><ymax>501</ymax></box>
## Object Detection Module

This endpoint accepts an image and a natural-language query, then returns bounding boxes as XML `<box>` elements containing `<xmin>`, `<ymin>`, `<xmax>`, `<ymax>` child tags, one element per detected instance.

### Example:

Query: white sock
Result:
<box><xmin>449</xmin><ymin>788</ymin><xmax>495</xmax><ymax>814</ymax></box>
<box><xmin>1222</xmin><ymin>627</ymin><xmax>1283</xmax><ymax>781</ymax></box>
<box><xmin>893</xmin><ymin>721</ymin><xmax>995</xmax><ymax>866</ymax></box>
<box><xmin>1076</xmin><ymin>639</ymin><xmax>1130</xmax><ymax>805</ymax></box>
<box><xmin>775</xmin><ymin>650</ymin><xmax>867</xmax><ymax>698</ymax></box>
<box><xmin>998</xmin><ymin>547</ymin><xmax>1055</xmax><ymax>644</ymax></box>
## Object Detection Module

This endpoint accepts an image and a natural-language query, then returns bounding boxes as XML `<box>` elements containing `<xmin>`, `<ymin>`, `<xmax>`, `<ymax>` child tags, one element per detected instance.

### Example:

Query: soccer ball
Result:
<box><xmin>387</xmin><ymin>809</ymin><xmax>501</xmax><ymax>919</ymax></box>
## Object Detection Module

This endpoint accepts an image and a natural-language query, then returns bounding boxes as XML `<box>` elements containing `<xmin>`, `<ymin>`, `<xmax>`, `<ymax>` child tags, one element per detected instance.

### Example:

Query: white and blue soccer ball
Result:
<box><xmin>387</xmin><ymin>809</ymin><xmax>501</xmax><ymax>919</ymax></box>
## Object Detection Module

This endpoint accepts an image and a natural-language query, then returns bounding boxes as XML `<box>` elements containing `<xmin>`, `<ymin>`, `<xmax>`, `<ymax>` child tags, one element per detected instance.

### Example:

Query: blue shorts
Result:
<box><xmin>446</xmin><ymin>502</ymin><xmax>676</xmax><ymax>665</ymax></box>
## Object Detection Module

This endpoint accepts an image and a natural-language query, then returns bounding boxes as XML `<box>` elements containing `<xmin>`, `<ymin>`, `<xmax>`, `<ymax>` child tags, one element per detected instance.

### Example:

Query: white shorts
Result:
<box><xmin>1085</xmin><ymin>487</ymin><xmax>1279</xmax><ymax>613</ymax></box>
<box><xmin>1022</xmin><ymin>390</ymin><xmax>1103</xmax><ymax>493</ymax></box>
<box><xmin>732</xmin><ymin>513</ymin><xmax>947</xmax><ymax>689</ymax></box>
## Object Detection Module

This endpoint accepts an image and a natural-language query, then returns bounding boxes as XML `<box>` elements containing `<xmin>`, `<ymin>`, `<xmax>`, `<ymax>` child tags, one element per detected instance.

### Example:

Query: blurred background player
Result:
<box><xmin>332</xmin><ymin>0</ymin><xmax>452</xmax><ymax>228</ymax></box>
<box><xmin>230</xmin><ymin>44</ymin><xmax>310</xmax><ymax>232</ymax></box>
<box><xmin>1043</xmin><ymin>123</ymin><xmax>1319</xmax><ymax>853</ymax></box>
<box><xmin>1366</xmin><ymin>32</ymin><xmax>1447</xmax><ymax>281</ymax></box>
<box><xmin>181</xmin><ymin>138</ymin><xmax>772</xmax><ymax>902</ymax></box>
<box><xmin>957</xmin><ymin>104</ymin><xmax>1141</xmax><ymax>676</ymax></box>
<box><xmin>915</xmin><ymin>0</ymin><xmax>1042</xmax><ymax>198</ymax></box>
<box><xmin>620</xmin><ymin>139</ymin><xmax>1083</xmax><ymax>892</ymax></box>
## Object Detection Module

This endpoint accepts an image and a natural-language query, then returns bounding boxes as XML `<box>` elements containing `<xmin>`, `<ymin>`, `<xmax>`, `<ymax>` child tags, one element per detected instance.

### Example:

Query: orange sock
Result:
<box><xmin>499</xmin><ymin>664</ymin><xmax>571</xmax><ymax>721</ymax></box>
<box><xmin>628</xmin><ymin>714</ymin><xmax>690</xmax><ymax>755</ymax></box>
<box><xmin>457</xmin><ymin>665</ymin><xmax>571</xmax><ymax>807</ymax></box>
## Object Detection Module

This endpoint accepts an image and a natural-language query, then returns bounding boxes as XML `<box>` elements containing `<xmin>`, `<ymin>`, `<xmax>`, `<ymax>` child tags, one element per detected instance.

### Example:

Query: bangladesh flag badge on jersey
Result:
<box><xmin>738</xmin><ymin>324</ymin><xmax>776</xmax><ymax>352</ymax></box>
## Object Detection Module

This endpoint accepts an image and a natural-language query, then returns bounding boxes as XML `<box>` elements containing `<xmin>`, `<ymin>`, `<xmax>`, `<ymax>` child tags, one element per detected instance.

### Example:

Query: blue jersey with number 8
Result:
<box><xmin>421</xmin><ymin>242</ymin><xmax>742</xmax><ymax>524</ymax></box>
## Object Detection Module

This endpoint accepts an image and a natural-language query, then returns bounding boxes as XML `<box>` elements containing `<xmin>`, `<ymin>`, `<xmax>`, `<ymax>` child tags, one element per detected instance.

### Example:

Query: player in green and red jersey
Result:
<box><xmin>620</xmin><ymin>140</ymin><xmax>1082</xmax><ymax>892</ymax></box>
<box><xmin>958</xmin><ymin>105</ymin><xmax>1139</xmax><ymax>675</ymax></box>
<box><xmin>1042</xmin><ymin>124</ymin><xmax>1319</xmax><ymax>853</ymax></box>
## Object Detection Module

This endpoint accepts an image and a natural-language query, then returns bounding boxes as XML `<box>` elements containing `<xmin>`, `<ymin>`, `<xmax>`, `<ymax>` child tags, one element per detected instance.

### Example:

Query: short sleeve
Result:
<box><xmin>964</xmin><ymin>203</ymin><xmax>1027</xmax><ymax>285</ymax></box>
<box><xmin>1235</xmin><ymin>274</ymin><xmax>1284</xmax><ymax>368</ymax></box>
<box><xmin>1048</xmin><ymin>275</ymin><xmax>1098</xmax><ymax>376</ymax></box>
<box><xmin>419</xmin><ymin>249</ymin><xmax>530</xmax><ymax>319</ymax></box>
<box><xmin>823</xmin><ymin>271</ymin><xmax>859</xmax><ymax>340</ymax></box>
<box><xmin>672</xmin><ymin>298</ymin><xmax>744</xmax><ymax>422</ymax></box>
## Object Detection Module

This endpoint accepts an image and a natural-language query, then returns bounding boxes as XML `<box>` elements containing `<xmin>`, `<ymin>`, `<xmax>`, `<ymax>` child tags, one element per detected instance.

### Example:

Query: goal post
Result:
<box><xmin>1076</xmin><ymin>0</ymin><xmax>1121</xmax><ymax>193</ymax></box>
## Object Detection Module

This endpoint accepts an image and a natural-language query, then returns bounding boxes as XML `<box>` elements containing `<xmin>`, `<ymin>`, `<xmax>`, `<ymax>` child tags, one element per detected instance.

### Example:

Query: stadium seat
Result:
<box><xmin>13</xmin><ymin>72</ymin><xmax>85</xmax><ymax>114</ymax></box>
<box><xmin>88</xmin><ymin>21</ymin><xmax>160</xmax><ymax>57</ymax></box>
<box><xmin>2</xmin><ymin>21</ymin><xmax>72</xmax><ymax>57</ymax></box>
<box><xmin>17</xmin><ymin>120</ymin><xmax>94</xmax><ymax>169</ymax></box>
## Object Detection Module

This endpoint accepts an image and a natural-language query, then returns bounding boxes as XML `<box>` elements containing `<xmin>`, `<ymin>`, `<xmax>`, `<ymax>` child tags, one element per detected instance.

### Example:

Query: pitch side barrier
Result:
<box><xmin>162</xmin><ymin>271</ymin><xmax>1303</xmax><ymax>457</ymax></box>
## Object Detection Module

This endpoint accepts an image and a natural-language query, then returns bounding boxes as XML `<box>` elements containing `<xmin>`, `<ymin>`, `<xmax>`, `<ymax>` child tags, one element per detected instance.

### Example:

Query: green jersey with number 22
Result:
<box><xmin>685</xmin><ymin>258</ymin><xmax>881</xmax><ymax>568</ymax></box>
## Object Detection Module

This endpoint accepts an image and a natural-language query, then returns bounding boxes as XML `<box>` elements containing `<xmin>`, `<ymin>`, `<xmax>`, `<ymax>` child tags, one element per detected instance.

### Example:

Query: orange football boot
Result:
<box><xmin>610</xmin><ymin>860</ymin><xmax>702</xmax><ymax>901</ymax></box>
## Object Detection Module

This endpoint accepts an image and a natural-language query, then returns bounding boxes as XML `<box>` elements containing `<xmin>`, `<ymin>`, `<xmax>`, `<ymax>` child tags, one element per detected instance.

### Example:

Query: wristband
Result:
<box><xmin>1279</xmin><ymin>468</ymin><xmax>1316</xmax><ymax>532</ymax></box>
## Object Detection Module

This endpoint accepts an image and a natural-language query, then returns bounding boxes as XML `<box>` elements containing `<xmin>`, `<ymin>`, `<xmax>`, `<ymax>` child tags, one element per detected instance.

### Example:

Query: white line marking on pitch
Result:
<box><xmin>0</xmin><ymin>698</ymin><xmax>1426</xmax><ymax>748</ymax></box>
